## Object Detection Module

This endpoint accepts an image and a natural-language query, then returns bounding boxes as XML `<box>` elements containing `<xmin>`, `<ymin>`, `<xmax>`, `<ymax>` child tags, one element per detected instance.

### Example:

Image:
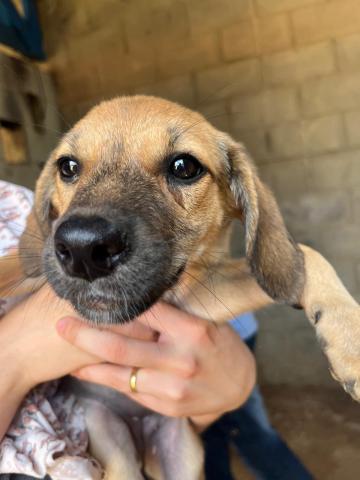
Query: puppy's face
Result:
<box><xmin>31</xmin><ymin>97</ymin><xmax>236</xmax><ymax>323</ymax></box>
<box><xmin>21</xmin><ymin>96</ymin><xmax>304</xmax><ymax>324</ymax></box>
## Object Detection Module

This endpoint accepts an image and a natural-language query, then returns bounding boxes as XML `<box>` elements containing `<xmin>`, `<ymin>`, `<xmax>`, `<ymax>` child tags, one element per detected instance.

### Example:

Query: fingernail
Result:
<box><xmin>56</xmin><ymin>317</ymin><xmax>70</xmax><ymax>334</ymax></box>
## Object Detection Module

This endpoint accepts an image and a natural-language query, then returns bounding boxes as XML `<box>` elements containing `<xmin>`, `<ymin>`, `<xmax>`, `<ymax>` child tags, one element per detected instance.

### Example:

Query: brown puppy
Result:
<box><xmin>2</xmin><ymin>95</ymin><xmax>360</xmax><ymax>478</ymax></box>
<box><xmin>20</xmin><ymin>96</ymin><xmax>304</xmax><ymax>319</ymax></box>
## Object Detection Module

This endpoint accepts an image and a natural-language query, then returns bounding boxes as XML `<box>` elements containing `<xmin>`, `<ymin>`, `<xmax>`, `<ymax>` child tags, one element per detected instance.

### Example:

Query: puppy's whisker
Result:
<box><xmin>197</xmin><ymin>257</ymin><xmax>217</xmax><ymax>300</ymax></box>
<box><xmin>53</xmin><ymin>110</ymin><xmax>73</xmax><ymax>132</ymax></box>
<box><xmin>1</xmin><ymin>255</ymin><xmax>42</xmax><ymax>261</ymax></box>
<box><xmin>1</xmin><ymin>276</ymin><xmax>31</xmax><ymax>297</ymax></box>
<box><xmin>182</xmin><ymin>270</ymin><xmax>236</xmax><ymax>320</ymax></box>
<box><xmin>172</xmin><ymin>103</ymin><xmax>242</xmax><ymax>141</ymax></box>
<box><xmin>112</xmin><ymin>269</ymin><xmax>139</xmax><ymax>320</ymax></box>
<box><xmin>0</xmin><ymin>254</ymin><xmax>40</xmax><ymax>261</ymax></box>
<box><xmin>25</xmin><ymin>123</ymin><xmax>64</xmax><ymax>137</ymax></box>
<box><xmin>116</xmin><ymin>284</ymin><xmax>131</xmax><ymax>323</ymax></box>
<box><xmin>174</xmin><ymin>280</ymin><xmax>217</xmax><ymax>326</ymax></box>
<box><xmin>19</xmin><ymin>275</ymin><xmax>49</xmax><ymax>325</ymax></box>
<box><xmin>4</xmin><ymin>227</ymin><xmax>44</xmax><ymax>243</ymax></box>
<box><xmin>147</xmin><ymin>301</ymin><xmax>172</xmax><ymax>340</ymax></box>
<box><xmin>0</xmin><ymin>259</ymin><xmax>45</xmax><ymax>293</ymax></box>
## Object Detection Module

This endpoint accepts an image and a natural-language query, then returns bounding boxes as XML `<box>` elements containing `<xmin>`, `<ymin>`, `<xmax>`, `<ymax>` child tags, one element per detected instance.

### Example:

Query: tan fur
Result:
<box><xmin>0</xmin><ymin>249</ymin><xmax>40</xmax><ymax>296</ymax></box>
<box><xmin>2</xmin><ymin>95</ymin><xmax>360</xmax><ymax>479</ymax></box>
<box><xmin>19</xmin><ymin>97</ymin><xmax>305</xmax><ymax>308</ymax></box>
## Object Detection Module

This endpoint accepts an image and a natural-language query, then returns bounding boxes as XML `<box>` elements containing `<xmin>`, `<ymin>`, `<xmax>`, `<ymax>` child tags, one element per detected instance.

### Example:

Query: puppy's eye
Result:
<box><xmin>168</xmin><ymin>154</ymin><xmax>204</xmax><ymax>182</ymax></box>
<box><xmin>57</xmin><ymin>156</ymin><xmax>80</xmax><ymax>182</ymax></box>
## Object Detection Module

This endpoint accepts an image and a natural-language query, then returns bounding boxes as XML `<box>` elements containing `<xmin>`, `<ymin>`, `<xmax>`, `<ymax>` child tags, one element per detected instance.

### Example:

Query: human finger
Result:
<box><xmin>73</xmin><ymin>364</ymin><xmax>191</xmax><ymax>403</ymax></box>
<box><xmin>57</xmin><ymin>317</ymin><xmax>193</xmax><ymax>375</ymax></box>
<box><xmin>137</xmin><ymin>303</ymin><xmax>211</xmax><ymax>343</ymax></box>
<box><xmin>104</xmin><ymin>319</ymin><xmax>156</xmax><ymax>341</ymax></box>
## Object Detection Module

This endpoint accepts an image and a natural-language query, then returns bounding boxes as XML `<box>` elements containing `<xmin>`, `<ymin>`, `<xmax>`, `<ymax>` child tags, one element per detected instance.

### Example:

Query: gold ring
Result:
<box><xmin>129</xmin><ymin>367</ymin><xmax>140</xmax><ymax>393</ymax></box>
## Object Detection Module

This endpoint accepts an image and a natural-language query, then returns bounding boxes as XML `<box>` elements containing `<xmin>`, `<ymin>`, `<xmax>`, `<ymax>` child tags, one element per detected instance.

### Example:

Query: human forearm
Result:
<box><xmin>0</xmin><ymin>284</ymin><xmax>102</xmax><ymax>443</ymax></box>
<box><xmin>0</xmin><ymin>307</ymin><xmax>36</xmax><ymax>441</ymax></box>
<box><xmin>0</xmin><ymin>351</ymin><xmax>29</xmax><ymax>441</ymax></box>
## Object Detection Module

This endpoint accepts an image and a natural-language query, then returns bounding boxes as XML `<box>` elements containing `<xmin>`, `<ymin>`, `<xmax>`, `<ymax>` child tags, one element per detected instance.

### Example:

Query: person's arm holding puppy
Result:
<box><xmin>0</xmin><ymin>284</ymin><xmax>98</xmax><ymax>440</ymax></box>
<box><xmin>0</xmin><ymin>282</ymin><xmax>153</xmax><ymax>439</ymax></box>
<box><xmin>0</xmin><ymin>284</ymin><xmax>256</xmax><ymax>440</ymax></box>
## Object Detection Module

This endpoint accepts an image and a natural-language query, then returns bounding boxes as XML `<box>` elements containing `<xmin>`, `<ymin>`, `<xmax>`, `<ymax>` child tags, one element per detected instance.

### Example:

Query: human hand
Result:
<box><xmin>0</xmin><ymin>283</ymin><xmax>94</xmax><ymax>440</ymax></box>
<box><xmin>57</xmin><ymin>303</ymin><xmax>256</xmax><ymax>429</ymax></box>
<box><xmin>0</xmin><ymin>283</ymin><xmax>153</xmax><ymax>393</ymax></box>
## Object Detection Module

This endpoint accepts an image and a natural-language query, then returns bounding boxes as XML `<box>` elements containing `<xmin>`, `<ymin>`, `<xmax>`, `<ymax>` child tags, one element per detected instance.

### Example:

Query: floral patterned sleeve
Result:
<box><xmin>0</xmin><ymin>181</ymin><xmax>103</xmax><ymax>479</ymax></box>
<box><xmin>0</xmin><ymin>180</ymin><xmax>34</xmax><ymax>317</ymax></box>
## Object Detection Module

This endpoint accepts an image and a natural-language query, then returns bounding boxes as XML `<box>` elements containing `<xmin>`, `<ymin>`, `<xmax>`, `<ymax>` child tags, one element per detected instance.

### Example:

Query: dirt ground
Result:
<box><xmin>231</xmin><ymin>385</ymin><xmax>360</xmax><ymax>480</ymax></box>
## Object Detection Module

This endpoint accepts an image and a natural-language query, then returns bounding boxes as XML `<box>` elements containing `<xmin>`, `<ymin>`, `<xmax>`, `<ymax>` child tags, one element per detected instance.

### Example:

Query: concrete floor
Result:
<box><xmin>231</xmin><ymin>385</ymin><xmax>360</xmax><ymax>480</ymax></box>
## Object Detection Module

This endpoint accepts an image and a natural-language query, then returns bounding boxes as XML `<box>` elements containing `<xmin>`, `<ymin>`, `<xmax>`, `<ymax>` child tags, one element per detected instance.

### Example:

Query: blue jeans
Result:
<box><xmin>202</xmin><ymin>336</ymin><xmax>313</xmax><ymax>480</ymax></box>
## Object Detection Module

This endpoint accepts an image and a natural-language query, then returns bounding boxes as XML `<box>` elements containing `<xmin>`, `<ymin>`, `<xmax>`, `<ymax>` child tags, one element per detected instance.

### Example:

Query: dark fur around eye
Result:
<box><xmin>167</xmin><ymin>153</ymin><xmax>206</xmax><ymax>184</ymax></box>
<box><xmin>57</xmin><ymin>156</ymin><xmax>81</xmax><ymax>183</ymax></box>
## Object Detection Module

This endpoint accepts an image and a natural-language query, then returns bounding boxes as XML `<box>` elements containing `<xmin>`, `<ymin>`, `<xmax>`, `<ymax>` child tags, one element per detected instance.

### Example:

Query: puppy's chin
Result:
<box><xmin>71</xmin><ymin>294</ymin><xmax>157</xmax><ymax>325</ymax></box>
<box><xmin>46</xmin><ymin>260</ymin><xmax>186</xmax><ymax>325</ymax></box>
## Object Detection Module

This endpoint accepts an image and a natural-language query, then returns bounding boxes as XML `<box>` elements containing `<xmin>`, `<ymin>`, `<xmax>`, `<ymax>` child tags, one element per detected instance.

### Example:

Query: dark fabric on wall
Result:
<box><xmin>0</xmin><ymin>0</ymin><xmax>45</xmax><ymax>60</ymax></box>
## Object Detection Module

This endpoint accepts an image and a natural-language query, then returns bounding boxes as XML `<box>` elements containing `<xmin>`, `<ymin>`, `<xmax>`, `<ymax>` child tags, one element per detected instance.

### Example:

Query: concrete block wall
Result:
<box><xmin>36</xmin><ymin>0</ymin><xmax>360</xmax><ymax>386</ymax></box>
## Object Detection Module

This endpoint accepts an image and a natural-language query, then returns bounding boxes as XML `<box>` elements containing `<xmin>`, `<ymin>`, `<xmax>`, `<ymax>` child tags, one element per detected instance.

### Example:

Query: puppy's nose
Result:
<box><xmin>54</xmin><ymin>216</ymin><xmax>128</xmax><ymax>281</ymax></box>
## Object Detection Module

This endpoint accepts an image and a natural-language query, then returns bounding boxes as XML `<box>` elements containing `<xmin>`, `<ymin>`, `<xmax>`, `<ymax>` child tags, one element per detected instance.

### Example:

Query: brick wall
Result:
<box><xmin>37</xmin><ymin>0</ymin><xmax>360</xmax><ymax>386</ymax></box>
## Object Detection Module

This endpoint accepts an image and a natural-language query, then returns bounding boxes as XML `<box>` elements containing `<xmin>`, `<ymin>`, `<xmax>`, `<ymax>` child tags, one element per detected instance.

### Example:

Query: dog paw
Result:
<box><xmin>313</xmin><ymin>305</ymin><xmax>360</xmax><ymax>401</ymax></box>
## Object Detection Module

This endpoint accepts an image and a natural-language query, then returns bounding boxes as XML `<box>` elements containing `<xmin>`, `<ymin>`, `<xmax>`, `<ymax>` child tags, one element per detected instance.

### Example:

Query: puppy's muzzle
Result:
<box><xmin>54</xmin><ymin>215</ymin><xmax>129</xmax><ymax>281</ymax></box>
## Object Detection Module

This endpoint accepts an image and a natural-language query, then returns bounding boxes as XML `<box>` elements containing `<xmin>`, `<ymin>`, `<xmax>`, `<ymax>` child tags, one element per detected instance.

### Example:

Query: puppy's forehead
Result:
<box><xmin>58</xmin><ymin>96</ymin><xmax>223</xmax><ymax>172</ymax></box>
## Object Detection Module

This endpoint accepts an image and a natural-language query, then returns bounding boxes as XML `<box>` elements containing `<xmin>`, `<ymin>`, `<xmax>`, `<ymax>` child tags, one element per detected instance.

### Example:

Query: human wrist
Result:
<box><xmin>1</xmin><ymin>346</ymin><xmax>32</xmax><ymax>398</ymax></box>
<box><xmin>190</xmin><ymin>412</ymin><xmax>223</xmax><ymax>433</ymax></box>
<box><xmin>0</xmin><ymin>352</ymin><xmax>30</xmax><ymax>441</ymax></box>
<box><xmin>0</xmin><ymin>310</ymin><xmax>39</xmax><ymax>394</ymax></box>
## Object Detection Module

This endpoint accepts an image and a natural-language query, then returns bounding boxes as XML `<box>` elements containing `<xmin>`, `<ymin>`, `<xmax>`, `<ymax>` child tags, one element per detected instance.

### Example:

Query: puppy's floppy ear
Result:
<box><xmin>19</xmin><ymin>162</ymin><xmax>55</xmax><ymax>277</ymax></box>
<box><xmin>223</xmin><ymin>137</ymin><xmax>305</xmax><ymax>305</ymax></box>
